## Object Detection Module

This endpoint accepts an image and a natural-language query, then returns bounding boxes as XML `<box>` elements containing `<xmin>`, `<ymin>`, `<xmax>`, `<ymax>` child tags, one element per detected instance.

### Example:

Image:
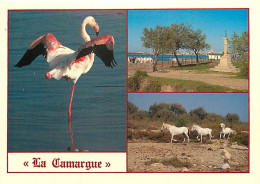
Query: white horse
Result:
<box><xmin>161</xmin><ymin>122</ymin><xmax>189</xmax><ymax>143</ymax></box>
<box><xmin>191</xmin><ymin>125</ymin><xmax>212</xmax><ymax>143</ymax></box>
<box><xmin>220</xmin><ymin>123</ymin><xmax>236</xmax><ymax>139</ymax></box>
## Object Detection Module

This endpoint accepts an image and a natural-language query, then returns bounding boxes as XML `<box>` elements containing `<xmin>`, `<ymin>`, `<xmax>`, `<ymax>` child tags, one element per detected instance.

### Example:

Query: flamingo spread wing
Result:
<box><xmin>14</xmin><ymin>16</ymin><xmax>117</xmax><ymax>128</ymax></box>
<box><xmin>76</xmin><ymin>35</ymin><xmax>116</xmax><ymax>68</ymax></box>
<box><xmin>15</xmin><ymin>33</ymin><xmax>62</xmax><ymax>68</ymax></box>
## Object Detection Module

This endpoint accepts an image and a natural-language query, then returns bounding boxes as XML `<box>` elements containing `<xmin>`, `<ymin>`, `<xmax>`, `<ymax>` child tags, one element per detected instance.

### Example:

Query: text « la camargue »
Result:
<box><xmin>52</xmin><ymin>158</ymin><xmax>102</xmax><ymax>170</ymax></box>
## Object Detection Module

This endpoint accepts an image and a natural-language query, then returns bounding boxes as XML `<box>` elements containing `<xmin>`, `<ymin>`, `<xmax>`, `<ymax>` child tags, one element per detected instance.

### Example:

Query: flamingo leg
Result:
<box><xmin>68</xmin><ymin>83</ymin><xmax>76</xmax><ymax>118</ymax></box>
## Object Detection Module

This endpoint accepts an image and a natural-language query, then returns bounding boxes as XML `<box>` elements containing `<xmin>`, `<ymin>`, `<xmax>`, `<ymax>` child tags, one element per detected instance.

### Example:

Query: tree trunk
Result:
<box><xmin>162</xmin><ymin>55</ymin><xmax>164</xmax><ymax>70</ymax></box>
<box><xmin>174</xmin><ymin>51</ymin><xmax>182</xmax><ymax>67</ymax></box>
<box><xmin>153</xmin><ymin>54</ymin><xmax>158</xmax><ymax>72</ymax></box>
<box><xmin>195</xmin><ymin>52</ymin><xmax>199</xmax><ymax>64</ymax></box>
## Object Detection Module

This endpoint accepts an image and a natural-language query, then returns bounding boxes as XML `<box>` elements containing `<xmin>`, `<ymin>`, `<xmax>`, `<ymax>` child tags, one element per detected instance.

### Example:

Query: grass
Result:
<box><xmin>173</xmin><ymin>63</ymin><xmax>214</xmax><ymax>73</ymax></box>
<box><xmin>128</xmin><ymin>69</ymin><xmax>246</xmax><ymax>92</ymax></box>
<box><xmin>145</xmin><ymin>157</ymin><xmax>191</xmax><ymax>168</ymax></box>
<box><xmin>146</xmin><ymin>76</ymin><xmax>243</xmax><ymax>92</ymax></box>
<box><xmin>232</xmin><ymin>62</ymin><xmax>248</xmax><ymax>79</ymax></box>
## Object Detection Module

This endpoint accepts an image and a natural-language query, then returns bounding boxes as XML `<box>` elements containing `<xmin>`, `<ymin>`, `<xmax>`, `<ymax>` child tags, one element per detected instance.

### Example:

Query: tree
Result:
<box><xmin>149</xmin><ymin>103</ymin><xmax>175</xmax><ymax>121</ymax></box>
<box><xmin>229</xmin><ymin>31</ymin><xmax>248</xmax><ymax>60</ymax></box>
<box><xmin>185</xmin><ymin>29</ymin><xmax>210</xmax><ymax>63</ymax></box>
<box><xmin>225</xmin><ymin>113</ymin><xmax>240</xmax><ymax>123</ymax></box>
<box><xmin>128</xmin><ymin>101</ymin><xmax>139</xmax><ymax>114</ymax></box>
<box><xmin>141</xmin><ymin>26</ymin><xmax>167</xmax><ymax>72</ymax></box>
<box><xmin>189</xmin><ymin>107</ymin><xmax>207</xmax><ymax>122</ymax></box>
<box><xmin>165</xmin><ymin>23</ymin><xmax>191</xmax><ymax>67</ymax></box>
<box><xmin>170</xmin><ymin>103</ymin><xmax>187</xmax><ymax>116</ymax></box>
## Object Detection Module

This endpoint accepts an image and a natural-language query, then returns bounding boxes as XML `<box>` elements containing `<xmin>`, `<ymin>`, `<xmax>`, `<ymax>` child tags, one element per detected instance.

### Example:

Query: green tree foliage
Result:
<box><xmin>229</xmin><ymin>31</ymin><xmax>248</xmax><ymax>78</ymax></box>
<box><xmin>185</xmin><ymin>29</ymin><xmax>210</xmax><ymax>63</ymax></box>
<box><xmin>226</xmin><ymin>113</ymin><xmax>240</xmax><ymax>123</ymax></box>
<box><xmin>141</xmin><ymin>26</ymin><xmax>167</xmax><ymax>71</ymax></box>
<box><xmin>230</xmin><ymin>31</ymin><xmax>248</xmax><ymax>60</ymax></box>
<box><xmin>141</xmin><ymin>23</ymin><xmax>210</xmax><ymax>70</ymax></box>
<box><xmin>148</xmin><ymin>102</ymin><xmax>188</xmax><ymax>122</ymax></box>
<box><xmin>165</xmin><ymin>23</ymin><xmax>192</xmax><ymax>67</ymax></box>
<box><xmin>170</xmin><ymin>103</ymin><xmax>187</xmax><ymax>115</ymax></box>
<box><xmin>189</xmin><ymin>107</ymin><xmax>207</xmax><ymax>123</ymax></box>
<box><xmin>176</xmin><ymin>113</ymin><xmax>190</xmax><ymax>127</ymax></box>
<box><xmin>128</xmin><ymin>101</ymin><xmax>139</xmax><ymax>114</ymax></box>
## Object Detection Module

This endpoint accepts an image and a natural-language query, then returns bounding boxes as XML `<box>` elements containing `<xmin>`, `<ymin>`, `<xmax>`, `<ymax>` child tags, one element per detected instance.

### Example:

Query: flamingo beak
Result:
<box><xmin>94</xmin><ymin>24</ymin><xmax>99</xmax><ymax>36</ymax></box>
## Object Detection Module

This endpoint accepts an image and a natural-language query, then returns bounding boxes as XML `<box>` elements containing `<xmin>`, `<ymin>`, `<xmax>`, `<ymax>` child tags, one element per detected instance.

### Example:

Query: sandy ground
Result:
<box><xmin>128</xmin><ymin>63</ymin><xmax>248</xmax><ymax>91</ymax></box>
<box><xmin>128</xmin><ymin>140</ymin><xmax>249</xmax><ymax>172</ymax></box>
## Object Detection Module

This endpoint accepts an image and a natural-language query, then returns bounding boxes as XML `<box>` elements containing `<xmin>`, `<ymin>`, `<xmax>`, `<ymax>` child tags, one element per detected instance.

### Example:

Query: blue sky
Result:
<box><xmin>128</xmin><ymin>9</ymin><xmax>248</xmax><ymax>53</ymax></box>
<box><xmin>128</xmin><ymin>93</ymin><xmax>248</xmax><ymax>122</ymax></box>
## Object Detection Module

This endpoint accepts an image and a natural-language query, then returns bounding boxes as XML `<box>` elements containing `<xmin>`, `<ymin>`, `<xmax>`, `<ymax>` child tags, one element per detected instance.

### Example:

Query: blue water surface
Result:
<box><xmin>8</xmin><ymin>10</ymin><xmax>126</xmax><ymax>151</ymax></box>
<box><xmin>128</xmin><ymin>54</ymin><xmax>209</xmax><ymax>61</ymax></box>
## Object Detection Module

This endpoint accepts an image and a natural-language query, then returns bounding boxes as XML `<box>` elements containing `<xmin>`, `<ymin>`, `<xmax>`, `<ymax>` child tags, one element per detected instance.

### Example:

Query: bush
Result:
<box><xmin>240</xmin><ymin>61</ymin><xmax>248</xmax><ymax>78</ymax></box>
<box><xmin>128</xmin><ymin>70</ymin><xmax>148</xmax><ymax>91</ymax></box>
<box><xmin>145</xmin><ymin>157</ymin><xmax>191</xmax><ymax>168</ymax></box>
<box><xmin>144</xmin><ymin>80</ymin><xmax>161</xmax><ymax>92</ymax></box>
<box><xmin>230</xmin><ymin>133</ymin><xmax>248</xmax><ymax>146</ymax></box>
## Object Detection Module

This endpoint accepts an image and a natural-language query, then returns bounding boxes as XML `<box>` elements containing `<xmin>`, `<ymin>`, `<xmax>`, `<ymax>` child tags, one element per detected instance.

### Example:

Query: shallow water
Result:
<box><xmin>8</xmin><ymin>10</ymin><xmax>126</xmax><ymax>151</ymax></box>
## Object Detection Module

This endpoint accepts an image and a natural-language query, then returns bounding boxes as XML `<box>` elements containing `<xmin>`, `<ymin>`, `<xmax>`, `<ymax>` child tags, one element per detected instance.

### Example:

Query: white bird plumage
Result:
<box><xmin>15</xmin><ymin>16</ymin><xmax>116</xmax><ymax>118</ymax></box>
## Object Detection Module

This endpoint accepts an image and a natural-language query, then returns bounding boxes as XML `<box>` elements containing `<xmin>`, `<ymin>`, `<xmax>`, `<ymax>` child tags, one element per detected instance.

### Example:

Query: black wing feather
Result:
<box><xmin>76</xmin><ymin>44</ymin><xmax>116</xmax><ymax>68</ymax></box>
<box><xmin>15</xmin><ymin>42</ymin><xmax>46</xmax><ymax>68</ymax></box>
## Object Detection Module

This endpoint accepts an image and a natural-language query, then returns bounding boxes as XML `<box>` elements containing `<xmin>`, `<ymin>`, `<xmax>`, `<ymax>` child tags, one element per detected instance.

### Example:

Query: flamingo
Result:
<box><xmin>15</xmin><ymin>16</ymin><xmax>116</xmax><ymax>118</ymax></box>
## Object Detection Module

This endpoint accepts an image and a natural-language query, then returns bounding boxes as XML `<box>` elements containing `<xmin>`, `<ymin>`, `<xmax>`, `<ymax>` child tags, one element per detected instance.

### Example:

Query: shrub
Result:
<box><xmin>128</xmin><ymin>70</ymin><xmax>148</xmax><ymax>91</ymax></box>
<box><xmin>162</xmin><ymin>157</ymin><xmax>191</xmax><ymax>168</ymax></box>
<box><xmin>144</xmin><ymin>80</ymin><xmax>161</xmax><ymax>92</ymax></box>
<box><xmin>145</xmin><ymin>157</ymin><xmax>191</xmax><ymax>168</ymax></box>
<box><xmin>230</xmin><ymin>133</ymin><xmax>248</xmax><ymax>146</ymax></box>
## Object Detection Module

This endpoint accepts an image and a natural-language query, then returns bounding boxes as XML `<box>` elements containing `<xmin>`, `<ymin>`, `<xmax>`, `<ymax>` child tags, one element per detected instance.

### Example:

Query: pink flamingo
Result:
<box><xmin>15</xmin><ymin>16</ymin><xmax>116</xmax><ymax>118</ymax></box>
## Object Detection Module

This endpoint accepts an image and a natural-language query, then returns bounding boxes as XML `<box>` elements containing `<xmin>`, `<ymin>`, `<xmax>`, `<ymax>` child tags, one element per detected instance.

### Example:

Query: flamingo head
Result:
<box><xmin>94</xmin><ymin>24</ymin><xmax>99</xmax><ymax>36</ymax></box>
<box><xmin>85</xmin><ymin>16</ymin><xmax>99</xmax><ymax>36</ymax></box>
<box><xmin>45</xmin><ymin>72</ymin><xmax>52</xmax><ymax>79</ymax></box>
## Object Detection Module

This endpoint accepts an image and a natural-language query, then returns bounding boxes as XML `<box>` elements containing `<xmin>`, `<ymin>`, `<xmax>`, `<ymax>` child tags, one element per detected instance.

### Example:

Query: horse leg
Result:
<box><xmin>219</xmin><ymin>133</ymin><xmax>221</xmax><ymax>139</ymax></box>
<box><xmin>187</xmin><ymin>133</ymin><xmax>189</xmax><ymax>143</ymax></box>
<box><xmin>171</xmin><ymin>134</ymin><xmax>174</xmax><ymax>143</ymax></box>
<box><xmin>200</xmin><ymin>134</ymin><xmax>203</xmax><ymax>143</ymax></box>
<box><xmin>227</xmin><ymin>133</ymin><xmax>230</xmax><ymax>140</ymax></box>
<box><xmin>186</xmin><ymin>133</ymin><xmax>189</xmax><ymax>143</ymax></box>
<box><xmin>197</xmin><ymin>135</ymin><xmax>200</xmax><ymax>141</ymax></box>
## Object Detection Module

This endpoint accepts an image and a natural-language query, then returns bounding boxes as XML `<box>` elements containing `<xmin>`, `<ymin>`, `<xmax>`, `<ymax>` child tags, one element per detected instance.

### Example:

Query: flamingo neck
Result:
<box><xmin>81</xmin><ymin>19</ymin><xmax>91</xmax><ymax>42</ymax></box>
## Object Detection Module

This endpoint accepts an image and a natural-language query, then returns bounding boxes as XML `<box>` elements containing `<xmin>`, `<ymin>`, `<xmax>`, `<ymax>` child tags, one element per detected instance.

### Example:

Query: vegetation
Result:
<box><xmin>229</xmin><ymin>31</ymin><xmax>249</xmax><ymax>78</ymax></box>
<box><xmin>145</xmin><ymin>157</ymin><xmax>191</xmax><ymax>168</ymax></box>
<box><xmin>128</xmin><ymin>71</ymin><xmax>244</xmax><ymax>92</ymax></box>
<box><xmin>128</xmin><ymin>101</ymin><xmax>248</xmax><ymax>146</ymax></box>
<box><xmin>185</xmin><ymin>29</ymin><xmax>210</xmax><ymax>63</ymax></box>
<box><xmin>128</xmin><ymin>70</ymin><xmax>148</xmax><ymax>91</ymax></box>
<box><xmin>141</xmin><ymin>23</ymin><xmax>210</xmax><ymax>71</ymax></box>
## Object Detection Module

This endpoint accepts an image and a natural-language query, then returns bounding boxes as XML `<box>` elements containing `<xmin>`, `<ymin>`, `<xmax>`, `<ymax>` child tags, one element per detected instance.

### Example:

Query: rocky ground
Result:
<box><xmin>128</xmin><ymin>140</ymin><xmax>249</xmax><ymax>172</ymax></box>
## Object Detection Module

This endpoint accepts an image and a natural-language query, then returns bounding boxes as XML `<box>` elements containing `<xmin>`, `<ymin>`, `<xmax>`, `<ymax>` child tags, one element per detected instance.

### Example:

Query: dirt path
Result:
<box><xmin>148</xmin><ymin>70</ymin><xmax>248</xmax><ymax>91</ymax></box>
<box><xmin>128</xmin><ymin>140</ymin><xmax>248</xmax><ymax>172</ymax></box>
